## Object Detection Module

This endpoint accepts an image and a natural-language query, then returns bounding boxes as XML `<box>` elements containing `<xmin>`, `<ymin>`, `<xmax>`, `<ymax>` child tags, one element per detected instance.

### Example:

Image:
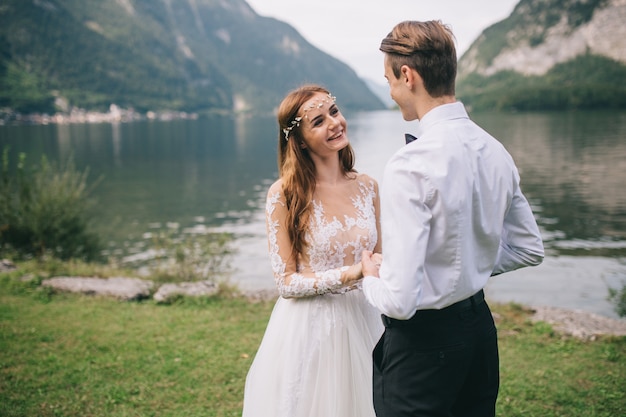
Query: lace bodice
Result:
<box><xmin>266</xmin><ymin>174</ymin><xmax>380</xmax><ymax>298</ymax></box>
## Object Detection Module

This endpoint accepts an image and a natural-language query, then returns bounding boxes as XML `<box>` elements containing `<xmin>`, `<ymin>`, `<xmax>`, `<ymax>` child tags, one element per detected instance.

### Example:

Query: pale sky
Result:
<box><xmin>246</xmin><ymin>0</ymin><xmax>519</xmax><ymax>82</ymax></box>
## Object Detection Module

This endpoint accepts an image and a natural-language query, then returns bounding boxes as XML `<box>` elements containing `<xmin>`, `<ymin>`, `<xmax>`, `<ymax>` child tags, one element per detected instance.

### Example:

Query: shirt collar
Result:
<box><xmin>415</xmin><ymin>102</ymin><xmax>469</xmax><ymax>138</ymax></box>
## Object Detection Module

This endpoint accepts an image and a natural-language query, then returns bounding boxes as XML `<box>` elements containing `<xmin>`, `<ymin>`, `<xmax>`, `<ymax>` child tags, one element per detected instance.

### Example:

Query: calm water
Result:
<box><xmin>1</xmin><ymin>110</ymin><xmax>625</xmax><ymax>318</ymax></box>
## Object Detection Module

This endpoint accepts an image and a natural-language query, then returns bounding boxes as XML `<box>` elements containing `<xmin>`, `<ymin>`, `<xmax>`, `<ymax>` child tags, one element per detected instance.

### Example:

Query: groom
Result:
<box><xmin>360</xmin><ymin>20</ymin><xmax>544</xmax><ymax>417</ymax></box>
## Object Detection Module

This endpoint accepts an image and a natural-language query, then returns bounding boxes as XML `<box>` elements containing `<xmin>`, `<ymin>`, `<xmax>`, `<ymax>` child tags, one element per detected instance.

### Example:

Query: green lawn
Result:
<box><xmin>1</xmin><ymin>272</ymin><xmax>624</xmax><ymax>417</ymax></box>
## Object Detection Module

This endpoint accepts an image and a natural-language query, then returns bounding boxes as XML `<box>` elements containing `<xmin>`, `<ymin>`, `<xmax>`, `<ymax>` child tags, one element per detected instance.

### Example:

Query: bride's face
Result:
<box><xmin>297</xmin><ymin>92</ymin><xmax>349</xmax><ymax>157</ymax></box>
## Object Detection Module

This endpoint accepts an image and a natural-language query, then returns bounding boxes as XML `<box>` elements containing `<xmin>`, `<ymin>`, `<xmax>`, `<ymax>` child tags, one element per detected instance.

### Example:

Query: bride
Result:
<box><xmin>241</xmin><ymin>85</ymin><xmax>383</xmax><ymax>417</ymax></box>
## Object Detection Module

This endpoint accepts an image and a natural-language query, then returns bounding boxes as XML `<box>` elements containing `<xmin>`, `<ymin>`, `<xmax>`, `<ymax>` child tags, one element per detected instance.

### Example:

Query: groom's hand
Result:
<box><xmin>362</xmin><ymin>250</ymin><xmax>382</xmax><ymax>278</ymax></box>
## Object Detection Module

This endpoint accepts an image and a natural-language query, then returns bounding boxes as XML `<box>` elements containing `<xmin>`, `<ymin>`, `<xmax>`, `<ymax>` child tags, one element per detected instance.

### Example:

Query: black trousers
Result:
<box><xmin>372</xmin><ymin>290</ymin><xmax>499</xmax><ymax>417</ymax></box>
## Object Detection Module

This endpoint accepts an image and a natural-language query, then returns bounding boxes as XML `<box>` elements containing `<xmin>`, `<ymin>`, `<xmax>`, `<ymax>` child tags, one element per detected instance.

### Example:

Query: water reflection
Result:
<box><xmin>473</xmin><ymin>111</ymin><xmax>626</xmax><ymax>252</ymax></box>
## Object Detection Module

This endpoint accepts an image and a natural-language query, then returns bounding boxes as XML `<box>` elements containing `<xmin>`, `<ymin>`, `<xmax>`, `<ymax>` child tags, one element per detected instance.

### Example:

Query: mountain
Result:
<box><xmin>457</xmin><ymin>0</ymin><xmax>626</xmax><ymax>111</ymax></box>
<box><xmin>0</xmin><ymin>0</ymin><xmax>384</xmax><ymax>116</ymax></box>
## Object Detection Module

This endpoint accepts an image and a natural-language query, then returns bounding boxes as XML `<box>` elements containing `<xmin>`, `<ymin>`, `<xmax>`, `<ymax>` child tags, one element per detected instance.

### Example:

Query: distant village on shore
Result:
<box><xmin>0</xmin><ymin>104</ymin><xmax>199</xmax><ymax>126</ymax></box>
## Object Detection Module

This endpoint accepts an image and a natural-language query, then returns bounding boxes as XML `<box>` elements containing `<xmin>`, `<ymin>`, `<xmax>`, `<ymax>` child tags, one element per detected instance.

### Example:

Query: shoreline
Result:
<box><xmin>528</xmin><ymin>305</ymin><xmax>626</xmax><ymax>339</ymax></box>
<box><xmin>4</xmin><ymin>257</ymin><xmax>624</xmax><ymax>340</ymax></box>
<box><xmin>240</xmin><ymin>288</ymin><xmax>626</xmax><ymax>340</ymax></box>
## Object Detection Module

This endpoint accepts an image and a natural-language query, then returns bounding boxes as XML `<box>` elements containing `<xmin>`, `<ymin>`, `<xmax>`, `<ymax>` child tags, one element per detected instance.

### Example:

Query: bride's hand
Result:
<box><xmin>341</xmin><ymin>263</ymin><xmax>363</xmax><ymax>287</ymax></box>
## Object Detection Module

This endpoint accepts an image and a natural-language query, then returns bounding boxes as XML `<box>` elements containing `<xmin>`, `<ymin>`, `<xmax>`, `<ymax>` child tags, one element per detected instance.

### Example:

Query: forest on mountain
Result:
<box><xmin>0</xmin><ymin>0</ymin><xmax>383</xmax><ymax>116</ymax></box>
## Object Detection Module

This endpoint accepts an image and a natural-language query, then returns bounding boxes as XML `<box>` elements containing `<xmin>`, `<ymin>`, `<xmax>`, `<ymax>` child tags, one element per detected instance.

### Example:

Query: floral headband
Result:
<box><xmin>282</xmin><ymin>93</ymin><xmax>336</xmax><ymax>141</ymax></box>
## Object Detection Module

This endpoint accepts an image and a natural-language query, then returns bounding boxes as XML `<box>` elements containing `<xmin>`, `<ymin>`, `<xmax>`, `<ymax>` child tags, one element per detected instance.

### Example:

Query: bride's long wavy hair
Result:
<box><xmin>277</xmin><ymin>85</ymin><xmax>356</xmax><ymax>257</ymax></box>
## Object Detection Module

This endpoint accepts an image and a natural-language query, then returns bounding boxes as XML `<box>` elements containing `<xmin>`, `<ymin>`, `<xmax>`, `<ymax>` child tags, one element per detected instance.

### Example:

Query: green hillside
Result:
<box><xmin>457</xmin><ymin>0</ymin><xmax>626</xmax><ymax>111</ymax></box>
<box><xmin>0</xmin><ymin>0</ymin><xmax>384</xmax><ymax>116</ymax></box>
<box><xmin>458</xmin><ymin>54</ymin><xmax>626</xmax><ymax>111</ymax></box>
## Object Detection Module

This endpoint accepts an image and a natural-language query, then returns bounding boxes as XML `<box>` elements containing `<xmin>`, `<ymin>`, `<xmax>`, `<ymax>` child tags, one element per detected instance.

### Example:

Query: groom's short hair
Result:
<box><xmin>380</xmin><ymin>20</ymin><xmax>457</xmax><ymax>97</ymax></box>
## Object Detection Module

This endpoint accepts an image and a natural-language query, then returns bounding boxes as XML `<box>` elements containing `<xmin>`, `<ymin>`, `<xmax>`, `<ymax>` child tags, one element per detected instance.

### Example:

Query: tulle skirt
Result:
<box><xmin>242</xmin><ymin>289</ymin><xmax>383</xmax><ymax>417</ymax></box>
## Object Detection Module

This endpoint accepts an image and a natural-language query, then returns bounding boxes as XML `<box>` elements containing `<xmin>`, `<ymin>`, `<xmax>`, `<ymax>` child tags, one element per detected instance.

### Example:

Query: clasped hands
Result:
<box><xmin>342</xmin><ymin>250</ymin><xmax>383</xmax><ymax>287</ymax></box>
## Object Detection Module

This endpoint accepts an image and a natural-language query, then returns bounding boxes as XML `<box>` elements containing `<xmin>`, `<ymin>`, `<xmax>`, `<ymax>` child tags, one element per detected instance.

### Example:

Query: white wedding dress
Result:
<box><xmin>242</xmin><ymin>173</ymin><xmax>384</xmax><ymax>417</ymax></box>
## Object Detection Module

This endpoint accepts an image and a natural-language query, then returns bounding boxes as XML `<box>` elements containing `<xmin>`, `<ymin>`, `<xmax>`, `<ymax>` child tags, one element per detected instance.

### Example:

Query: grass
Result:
<box><xmin>0</xmin><ymin>269</ymin><xmax>269</xmax><ymax>417</ymax></box>
<box><xmin>1</xmin><ymin>268</ymin><xmax>625</xmax><ymax>416</ymax></box>
<box><xmin>494</xmin><ymin>305</ymin><xmax>625</xmax><ymax>416</ymax></box>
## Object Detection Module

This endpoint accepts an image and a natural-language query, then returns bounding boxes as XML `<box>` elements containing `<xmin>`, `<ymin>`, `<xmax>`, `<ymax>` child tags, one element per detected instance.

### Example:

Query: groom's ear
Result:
<box><xmin>401</xmin><ymin>65</ymin><xmax>417</xmax><ymax>88</ymax></box>
<box><xmin>404</xmin><ymin>67</ymin><xmax>426</xmax><ymax>95</ymax></box>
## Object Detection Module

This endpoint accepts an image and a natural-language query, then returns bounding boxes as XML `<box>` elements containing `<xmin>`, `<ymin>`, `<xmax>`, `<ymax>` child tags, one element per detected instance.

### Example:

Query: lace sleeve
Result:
<box><xmin>265</xmin><ymin>184</ymin><xmax>349</xmax><ymax>298</ymax></box>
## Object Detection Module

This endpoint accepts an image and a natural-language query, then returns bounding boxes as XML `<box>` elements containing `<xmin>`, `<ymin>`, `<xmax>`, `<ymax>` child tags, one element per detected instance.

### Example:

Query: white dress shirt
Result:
<box><xmin>362</xmin><ymin>102</ymin><xmax>544</xmax><ymax>319</ymax></box>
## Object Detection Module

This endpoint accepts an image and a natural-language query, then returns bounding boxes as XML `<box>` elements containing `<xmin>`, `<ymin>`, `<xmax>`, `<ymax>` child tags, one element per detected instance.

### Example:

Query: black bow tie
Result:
<box><xmin>405</xmin><ymin>133</ymin><xmax>418</xmax><ymax>144</ymax></box>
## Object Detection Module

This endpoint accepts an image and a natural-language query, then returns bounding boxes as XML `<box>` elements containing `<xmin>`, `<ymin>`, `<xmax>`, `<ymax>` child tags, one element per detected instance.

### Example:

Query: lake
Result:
<box><xmin>1</xmin><ymin>109</ymin><xmax>625</xmax><ymax>318</ymax></box>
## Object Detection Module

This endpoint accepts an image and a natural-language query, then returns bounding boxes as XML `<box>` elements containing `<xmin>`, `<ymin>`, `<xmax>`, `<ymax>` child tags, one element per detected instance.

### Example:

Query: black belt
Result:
<box><xmin>381</xmin><ymin>289</ymin><xmax>485</xmax><ymax>328</ymax></box>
